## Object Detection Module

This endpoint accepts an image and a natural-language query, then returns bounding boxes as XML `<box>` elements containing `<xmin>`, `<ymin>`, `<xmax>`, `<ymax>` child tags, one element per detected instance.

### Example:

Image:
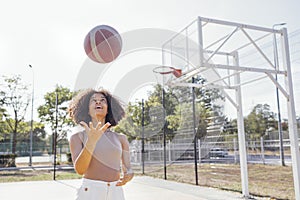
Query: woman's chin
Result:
<box><xmin>95</xmin><ymin>113</ymin><xmax>105</xmax><ymax>119</ymax></box>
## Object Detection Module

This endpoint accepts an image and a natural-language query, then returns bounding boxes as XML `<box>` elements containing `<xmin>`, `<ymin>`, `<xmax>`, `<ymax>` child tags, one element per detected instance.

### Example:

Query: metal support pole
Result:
<box><xmin>281</xmin><ymin>28</ymin><xmax>300</xmax><ymax>200</ymax></box>
<box><xmin>28</xmin><ymin>64</ymin><xmax>34</xmax><ymax>167</ymax></box>
<box><xmin>273</xmin><ymin>23</ymin><xmax>286</xmax><ymax>166</ymax></box>
<box><xmin>192</xmin><ymin>77</ymin><xmax>199</xmax><ymax>185</ymax></box>
<box><xmin>197</xmin><ymin>17</ymin><xmax>204</xmax><ymax>67</ymax></box>
<box><xmin>233</xmin><ymin>52</ymin><xmax>249</xmax><ymax>198</ymax></box>
<box><xmin>260</xmin><ymin>136</ymin><xmax>265</xmax><ymax>165</ymax></box>
<box><xmin>141</xmin><ymin>99</ymin><xmax>145</xmax><ymax>174</ymax></box>
<box><xmin>162</xmin><ymin>88</ymin><xmax>167</xmax><ymax>180</ymax></box>
<box><xmin>53</xmin><ymin>91</ymin><xmax>58</xmax><ymax>180</ymax></box>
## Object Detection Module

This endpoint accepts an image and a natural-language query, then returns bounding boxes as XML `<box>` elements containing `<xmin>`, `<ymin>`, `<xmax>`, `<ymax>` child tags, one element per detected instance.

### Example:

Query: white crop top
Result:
<box><xmin>80</xmin><ymin>129</ymin><xmax>122</xmax><ymax>171</ymax></box>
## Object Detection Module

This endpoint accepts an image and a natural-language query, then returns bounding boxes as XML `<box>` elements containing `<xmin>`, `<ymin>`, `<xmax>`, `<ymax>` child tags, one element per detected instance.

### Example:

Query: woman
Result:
<box><xmin>68</xmin><ymin>88</ymin><xmax>134</xmax><ymax>200</ymax></box>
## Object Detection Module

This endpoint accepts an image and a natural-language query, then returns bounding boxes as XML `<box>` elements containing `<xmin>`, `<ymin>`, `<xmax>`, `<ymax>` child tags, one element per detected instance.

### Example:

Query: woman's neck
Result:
<box><xmin>92</xmin><ymin>117</ymin><xmax>106</xmax><ymax>127</ymax></box>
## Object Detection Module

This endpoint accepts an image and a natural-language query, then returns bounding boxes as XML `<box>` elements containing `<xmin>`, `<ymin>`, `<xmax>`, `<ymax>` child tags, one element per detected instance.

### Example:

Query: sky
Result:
<box><xmin>1</xmin><ymin>0</ymin><xmax>300</xmax><ymax>122</ymax></box>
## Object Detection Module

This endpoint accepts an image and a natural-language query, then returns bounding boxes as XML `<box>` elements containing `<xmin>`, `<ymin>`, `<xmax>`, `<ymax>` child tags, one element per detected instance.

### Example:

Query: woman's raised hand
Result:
<box><xmin>80</xmin><ymin>121</ymin><xmax>111</xmax><ymax>143</ymax></box>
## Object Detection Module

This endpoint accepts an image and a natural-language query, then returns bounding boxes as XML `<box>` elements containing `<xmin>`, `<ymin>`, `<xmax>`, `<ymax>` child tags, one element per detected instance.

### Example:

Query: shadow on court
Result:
<box><xmin>0</xmin><ymin>176</ymin><xmax>251</xmax><ymax>200</ymax></box>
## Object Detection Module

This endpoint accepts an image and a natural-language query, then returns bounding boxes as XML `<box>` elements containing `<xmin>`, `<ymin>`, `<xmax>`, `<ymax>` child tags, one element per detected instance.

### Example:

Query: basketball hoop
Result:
<box><xmin>153</xmin><ymin>66</ymin><xmax>182</xmax><ymax>78</ymax></box>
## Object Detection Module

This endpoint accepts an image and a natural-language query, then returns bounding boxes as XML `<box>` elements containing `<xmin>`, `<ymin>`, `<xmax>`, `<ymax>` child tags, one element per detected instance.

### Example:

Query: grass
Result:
<box><xmin>132</xmin><ymin>163</ymin><xmax>294</xmax><ymax>200</ymax></box>
<box><xmin>0</xmin><ymin>169</ymin><xmax>82</xmax><ymax>182</ymax></box>
<box><xmin>0</xmin><ymin>163</ymin><xmax>294</xmax><ymax>199</ymax></box>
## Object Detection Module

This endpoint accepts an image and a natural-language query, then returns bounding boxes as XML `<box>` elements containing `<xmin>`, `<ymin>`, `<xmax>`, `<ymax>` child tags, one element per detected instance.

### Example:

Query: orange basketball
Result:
<box><xmin>84</xmin><ymin>25</ymin><xmax>122</xmax><ymax>63</ymax></box>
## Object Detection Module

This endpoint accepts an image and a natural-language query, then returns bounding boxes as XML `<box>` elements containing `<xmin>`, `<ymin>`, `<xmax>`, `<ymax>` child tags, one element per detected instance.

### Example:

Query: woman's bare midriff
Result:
<box><xmin>83</xmin><ymin>157</ymin><xmax>120</xmax><ymax>182</ymax></box>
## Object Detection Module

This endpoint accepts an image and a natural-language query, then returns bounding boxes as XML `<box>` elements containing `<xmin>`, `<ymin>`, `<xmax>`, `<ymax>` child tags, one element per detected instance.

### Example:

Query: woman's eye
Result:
<box><xmin>91</xmin><ymin>98</ymin><xmax>106</xmax><ymax>103</ymax></box>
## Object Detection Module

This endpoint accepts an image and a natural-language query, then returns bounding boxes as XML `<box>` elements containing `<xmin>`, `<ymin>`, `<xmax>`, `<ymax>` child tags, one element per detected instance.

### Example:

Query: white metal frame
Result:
<box><xmin>162</xmin><ymin>16</ymin><xmax>300</xmax><ymax>199</ymax></box>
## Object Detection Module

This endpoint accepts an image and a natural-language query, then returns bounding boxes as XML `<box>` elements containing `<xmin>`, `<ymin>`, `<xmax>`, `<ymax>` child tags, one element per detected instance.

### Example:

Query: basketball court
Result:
<box><xmin>1</xmin><ymin>16</ymin><xmax>299</xmax><ymax>200</ymax></box>
<box><xmin>0</xmin><ymin>176</ymin><xmax>250</xmax><ymax>200</ymax></box>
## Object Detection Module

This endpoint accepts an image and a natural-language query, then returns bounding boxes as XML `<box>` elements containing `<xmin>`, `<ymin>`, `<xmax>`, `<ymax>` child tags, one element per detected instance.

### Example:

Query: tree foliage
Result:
<box><xmin>115</xmin><ymin>84</ymin><xmax>177</xmax><ymax>142</ymax></box>
<box><xmin>37</xmin><ymin>85</ymin><xmax>75</xmax><ymax>148</ymax></box>
<box><xmin>165</xmin><ymin>76</ymin><xmax>225</xmax><ymax>140</ymax></box>
<box><xmin>0</xmin><ymin>75</ymin><xmax>30</xmax><ymax>155</ymax></box>
<box><xmin>244</xmin><ymin>104</ymin><xmax>276</xmax><ymax>139</ymax></box>
<box><xmin>116</xmin><ymin>76</ymin><xmax>226</xmax><ymax>142</ymax></box>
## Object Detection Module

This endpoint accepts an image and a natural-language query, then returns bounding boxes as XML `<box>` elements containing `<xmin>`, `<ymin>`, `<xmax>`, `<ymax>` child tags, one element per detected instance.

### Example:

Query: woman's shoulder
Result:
<box><xmin>70</xmin><ymin>130</ymin><xmax>86</xmax><ymax>142</ymax></box>
<box><xmin>109</xmin><ymin>130</ymin><xmax>127</xmax><ymax>140</ymax></box>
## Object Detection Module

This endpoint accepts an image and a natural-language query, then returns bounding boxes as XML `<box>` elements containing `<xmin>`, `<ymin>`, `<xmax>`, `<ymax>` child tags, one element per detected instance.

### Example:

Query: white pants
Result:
<box><xmin>76</xmin><ymin>178</ymin><xmax>125</xmax><ymax>200</ymax></box>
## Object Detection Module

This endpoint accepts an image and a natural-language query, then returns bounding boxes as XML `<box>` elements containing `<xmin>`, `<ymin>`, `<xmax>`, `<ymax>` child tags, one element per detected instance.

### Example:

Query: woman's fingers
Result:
<box><xmin>89</xmin><ymin>122</ymin><xmax>93</xmax><ymax>129</ymax></box>
<box><xmin>116</xmin><ymin>178</ymin><xmax>125</xmax><ymax>186</ymax></box>
<box><xmin>95</xmin><ymin>122</ymin><xmax>110</xmax><ymax>131</ymax></box>
<box><xmin>95</xmin><ymin>121</ymin><xmax>102</xmax><ymax>130</ymax></box>
<box><xmin>81</xmin><ymin>121</ymin><xmax>111</xmax><ymax>135</ymax></box>
<box><xmin>100</xmin><ymin>122</ymin><xmax>111</xmax><ymax>131</ymax></box>
<box><xmin>124</xmin><ymin>173</ymin><xmax>134</xmax><ymax>182</ymax></box>
<box><xmin>116</xmin><ymin>173</ymin><xmax>134</xmax><ymax>186</ymax></box>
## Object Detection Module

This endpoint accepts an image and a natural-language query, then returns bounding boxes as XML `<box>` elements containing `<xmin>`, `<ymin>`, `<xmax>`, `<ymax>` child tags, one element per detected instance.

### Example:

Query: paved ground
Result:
<box><xmin>0</xmin><ymin>176</ymin><xmax>249</xmax><ymax>200</ymax></box>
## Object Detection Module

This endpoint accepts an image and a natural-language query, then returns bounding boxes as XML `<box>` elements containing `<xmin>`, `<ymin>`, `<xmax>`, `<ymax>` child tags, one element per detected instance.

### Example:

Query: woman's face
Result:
<box><xmin>88</xmin><ymin>93</ymin><xmax>108</xmax><ymax>120</ymax></box>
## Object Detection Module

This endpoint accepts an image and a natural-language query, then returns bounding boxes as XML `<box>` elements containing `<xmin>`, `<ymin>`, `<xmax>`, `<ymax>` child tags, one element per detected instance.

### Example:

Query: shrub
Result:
<box><xmin>0</xmin><ymin>154</ymin><xmax>17</xmax><ymax>167</ymax></box>
<box><xmin>66</xmin><ymin>152</ymin><xmax>73</xmax><ymax>164</ymax></box>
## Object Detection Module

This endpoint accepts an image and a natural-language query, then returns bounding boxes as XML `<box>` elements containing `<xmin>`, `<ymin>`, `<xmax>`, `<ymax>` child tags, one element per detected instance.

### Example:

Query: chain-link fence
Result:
<box><xmin>0</xmin><ymin>140</ymin><xmax>70</xmax><ymax>167</ymax></box>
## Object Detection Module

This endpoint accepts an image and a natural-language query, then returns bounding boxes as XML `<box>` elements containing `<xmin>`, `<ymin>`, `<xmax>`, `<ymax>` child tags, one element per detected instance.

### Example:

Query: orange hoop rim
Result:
<box><xmin>153</xmin><ymin>66</ymin><xmax>182</xmax><ymax>78</ymax></box>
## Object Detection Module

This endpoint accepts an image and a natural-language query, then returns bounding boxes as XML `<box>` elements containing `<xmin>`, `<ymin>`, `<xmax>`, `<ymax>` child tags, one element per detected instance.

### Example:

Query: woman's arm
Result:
<box><xmin>69</xmin><ymin>133</ymin><xmax>96</xmax><ymax>175</ymax></box>
<box><xmin>116</xmin><ymin>134</ymin><xmax>134</xmax><ymax>186</ymax></box>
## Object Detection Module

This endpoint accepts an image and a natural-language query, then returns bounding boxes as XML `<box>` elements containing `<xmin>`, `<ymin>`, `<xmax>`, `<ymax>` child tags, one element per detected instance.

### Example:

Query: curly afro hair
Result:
<box><xmin>68</xmin><ymin>88</ymin><xmax>125</xmax><ymax>126</ymax></box>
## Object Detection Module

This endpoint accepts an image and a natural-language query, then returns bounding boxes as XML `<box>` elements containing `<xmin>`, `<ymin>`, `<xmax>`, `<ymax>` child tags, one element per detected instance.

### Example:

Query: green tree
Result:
<box><xmin>0</xmin><ymin>107</ymin><xmax>9</xmax><ymax>141</ymax></box>
<box><xmin>37</xmin><ymin>85</ymin><xmax>75</xmax><ymax>152</ymax></box>
<box><xmin>146</xmin><ymin>85</ymin><xmax>178</xmax><ymax>140</ymax></box>
<box><xmin>244</xmin><ymin>104</ymin><xmax>276</xmax><ymax>139</ymax></box>
<box><xmin>115</xmin><ymin>101</ymin><xmax>142</xmax><ymax>141</ymax></box>
<box><xmin>116</xmin><ymin>76</ymin><xmax>225</xmax><ymax>143</ymax></box>
<box><xmin>221</xmin><ymin>117</ymin><xmax>238</xmax><ymax>136</ymax></box>
<box><xmin>0</xmin><ymin>106</ymin><xmax>11</xmax><ymax>153</ymax></box>
<box><xmin>0</xmin><ymin>75</ymin><xmax>30</xmax><ymax>158</ymax></box>
<box><xmin>16</xmin><ymin>120</ymin><xmax>47</xmax><ymax>153</ymax></box>
<box><xmin>166</xmin><ymin>75</ymin><xmax>225</xmax><ymax>140</ymax></box>
<box><xmin>115</xmin><ymin>85</ymin><xmax>177</xmax><ymax>142</ymax></box>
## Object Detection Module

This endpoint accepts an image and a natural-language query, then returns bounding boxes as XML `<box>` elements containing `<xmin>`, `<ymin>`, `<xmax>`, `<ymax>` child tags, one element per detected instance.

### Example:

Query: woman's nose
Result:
<box><xmin>96</xmin><ymin>100</ymin><xmax>101</xmax><ymax>104</ymax></box>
